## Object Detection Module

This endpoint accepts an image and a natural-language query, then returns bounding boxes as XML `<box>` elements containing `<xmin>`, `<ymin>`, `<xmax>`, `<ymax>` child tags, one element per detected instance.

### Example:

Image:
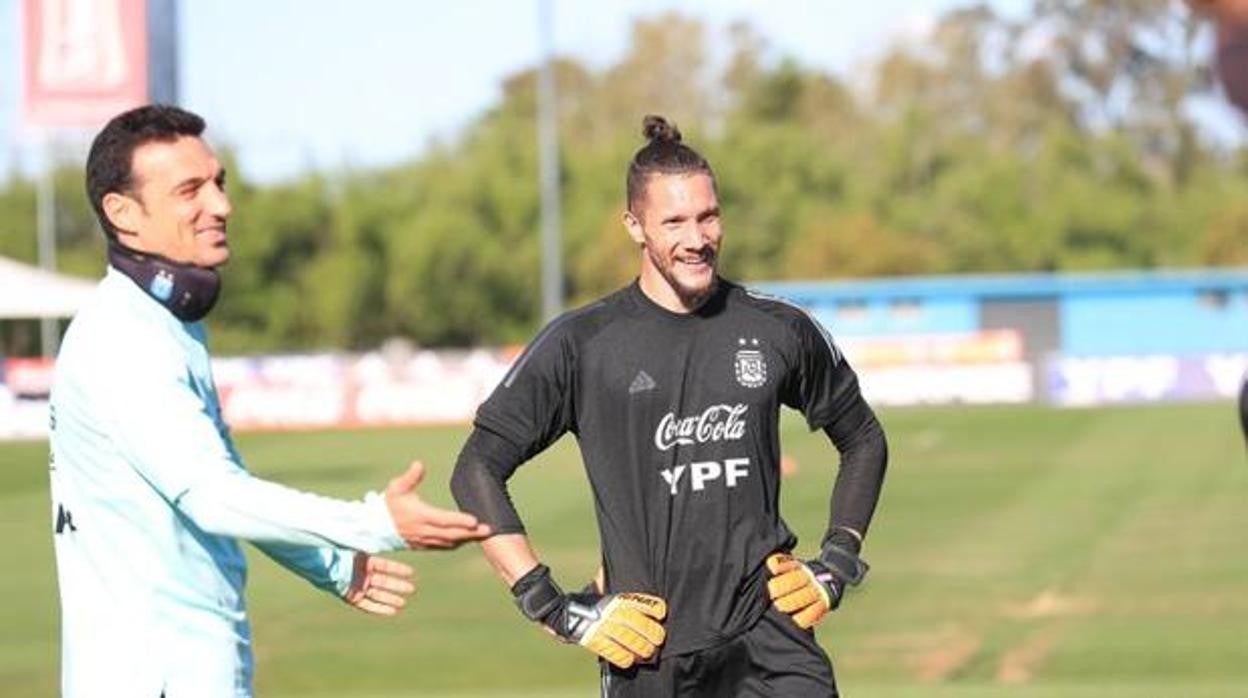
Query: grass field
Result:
<box><xmin>1</xmin><ymin>402</ymin><xmax>1245</xmax><ymax>697</ymax></box>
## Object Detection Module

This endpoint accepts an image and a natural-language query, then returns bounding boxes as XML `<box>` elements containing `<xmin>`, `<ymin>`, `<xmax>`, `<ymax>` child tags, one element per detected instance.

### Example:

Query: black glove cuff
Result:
<box><xmin>511</xmin><ymin>564</ymin><xmax>566</xmax><ymax>625</ymax></box>
<box><xmin>804</xmin><ymin>560</ymin><xmax>845</xmax><ymax>610</ymax></box>
<box><xmin>818</xmin><ymin>542</ymin><xmax>869</xmax><ymax>586</ymax></box>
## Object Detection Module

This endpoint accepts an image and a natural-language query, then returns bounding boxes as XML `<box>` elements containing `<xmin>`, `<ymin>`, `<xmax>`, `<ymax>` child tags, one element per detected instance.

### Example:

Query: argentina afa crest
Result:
<box><xmin>150</xmin><ymin>270</ymin><xmax>175</xmax><ymax>301</ymax></box>
<box><xmin>734</xmin><ymin>338</ymin><xmax>767</xmax><ymax>388</ymax></box>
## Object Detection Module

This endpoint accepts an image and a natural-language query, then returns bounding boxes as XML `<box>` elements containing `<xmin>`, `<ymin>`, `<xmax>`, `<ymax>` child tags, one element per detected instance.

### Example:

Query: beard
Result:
<box><xmin>647</xmin><ymin>244</ymin><xmax>718</xmax><ymax>308</ymax></box>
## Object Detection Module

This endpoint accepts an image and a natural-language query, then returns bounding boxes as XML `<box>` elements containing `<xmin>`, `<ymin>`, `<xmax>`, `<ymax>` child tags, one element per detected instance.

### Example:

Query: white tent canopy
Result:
<box><xmin>0</xmin><ymin>256</ymin><xmax>98</xmax><ymax>319</ymax></box>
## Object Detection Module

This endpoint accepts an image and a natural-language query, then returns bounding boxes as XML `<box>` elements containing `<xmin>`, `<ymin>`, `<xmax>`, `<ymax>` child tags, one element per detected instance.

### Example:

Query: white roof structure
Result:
<box><xmin>0</xmin><ymin>256</ymin><xmax>99</xmax><ymax>319</ymax></box>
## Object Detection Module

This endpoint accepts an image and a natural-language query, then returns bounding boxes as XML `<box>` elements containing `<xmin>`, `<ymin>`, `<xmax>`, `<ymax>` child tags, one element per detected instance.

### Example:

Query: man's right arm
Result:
<box><xmin>100</xmin><ymin>346</ymin><xmax>486</xmax><ymax>553</ymax></box>
<box><xmin>449</xmin><ymin>427</ymin><xmax>545</xmax><ymax>582</ymax></box>
<box><xmin>175</xmin><ymin>459</ymin><xmax>488</xmax><ymax>553</ymax></box>
<box><xmin>451</xmin><ymin>426</ymin><xmax>666</xmax><ymax>668</ymax></box>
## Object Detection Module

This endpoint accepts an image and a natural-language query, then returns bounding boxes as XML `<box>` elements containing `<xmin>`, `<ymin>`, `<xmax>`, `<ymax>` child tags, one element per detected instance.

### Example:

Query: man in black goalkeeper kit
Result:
<box><xmin>452</xmin><ymin>115</ymin><xmax>888</xmax><ymax>697</ymax></box>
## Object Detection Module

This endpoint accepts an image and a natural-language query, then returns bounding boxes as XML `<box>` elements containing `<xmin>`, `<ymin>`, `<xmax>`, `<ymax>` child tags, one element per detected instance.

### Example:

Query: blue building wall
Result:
<box><xmin>1062</xmin><ymin>292</ymin><xmax>1247</xmax><ymax>355</ymax></box>
<box><xmin>809</xmin><ymin>297</ymin><xmax>978</xmax><ymax>338</ymax></box>
<box><xmin>758</xmin><ymin>269</ymin><xmax>1248</xmax><ymax>356</ymax></box>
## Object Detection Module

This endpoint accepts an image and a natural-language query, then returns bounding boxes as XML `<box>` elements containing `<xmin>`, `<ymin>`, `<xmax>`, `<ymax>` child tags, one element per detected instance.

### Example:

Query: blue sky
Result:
<box><xmin>10</xmin><ymin>0</ymin><xmax>1233</xmax><ymax>185</ymax></box>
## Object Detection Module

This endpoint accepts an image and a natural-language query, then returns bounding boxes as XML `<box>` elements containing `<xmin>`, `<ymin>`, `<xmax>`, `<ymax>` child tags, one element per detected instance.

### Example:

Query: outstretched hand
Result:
<box><xmin>343</xmin><ymin>552</ymin><xmax>416</xmax><ymax>616</ymax></box>
<box><xmin>385</xmin><ymin>461</ymin><xmax>492</xmax><ymax>549</ymax></box>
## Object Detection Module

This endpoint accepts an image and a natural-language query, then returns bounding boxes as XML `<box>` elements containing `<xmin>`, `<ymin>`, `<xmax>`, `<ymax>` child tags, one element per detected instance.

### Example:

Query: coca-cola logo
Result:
<box><xmin>654</xmin><ymin>404</ymin><xmax>749</xmax><ymax>451</ymax></box>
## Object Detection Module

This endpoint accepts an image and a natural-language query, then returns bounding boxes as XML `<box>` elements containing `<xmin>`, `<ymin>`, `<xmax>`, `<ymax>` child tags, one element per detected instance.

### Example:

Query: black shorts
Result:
<box><xmin>600</xmin><ymin>606</ymin><xmax>838</xmax><ymax>698</ymax></box>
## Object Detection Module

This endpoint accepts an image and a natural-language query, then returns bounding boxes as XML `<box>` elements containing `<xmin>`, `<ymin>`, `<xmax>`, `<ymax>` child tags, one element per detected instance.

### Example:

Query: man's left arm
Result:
<box><xmin>768</xmin><ymin>312</ymin><xmax>888</xmax><ymax>628</ymax></box>
<box><xmin>820</xmin><ymin>394</ymin><xmax>889</xmax><ymax>559</ymax></box>
<box><xmin>254</xmin><ymin>543</ymin><xmax>415</xmax><ymax>617</ymax></box>
<box><xmin>768</xmin><ymin>395</ymin><xmax>887</xmax><ymax>628</ymax></box>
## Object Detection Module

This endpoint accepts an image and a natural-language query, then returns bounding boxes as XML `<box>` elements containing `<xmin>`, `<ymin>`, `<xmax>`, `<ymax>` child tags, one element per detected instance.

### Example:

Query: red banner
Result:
<box><xmin>4</xmin><ymin>357</ymin><xmax>56</xmax><ymax>397</ymax></box>
<box><xmin>21</xmin><ymin>0</ymin><xmax>149</xmax><ymax>130</ymax></box>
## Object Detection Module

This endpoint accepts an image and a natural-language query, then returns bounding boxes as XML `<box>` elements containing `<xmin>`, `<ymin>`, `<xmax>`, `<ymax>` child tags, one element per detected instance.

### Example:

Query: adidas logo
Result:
<box><xmin>629</xmin><ymin>370</ymin><xmax>657</xmax><ymax>395</ymax></box>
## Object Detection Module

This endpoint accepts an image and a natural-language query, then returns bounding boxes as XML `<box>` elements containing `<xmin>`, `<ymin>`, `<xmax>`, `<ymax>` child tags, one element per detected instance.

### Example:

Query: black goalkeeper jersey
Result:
<box><xmin>474</xmin><ymin>279</ymin><xmax>864</xmax><ymax>657</ymax></box>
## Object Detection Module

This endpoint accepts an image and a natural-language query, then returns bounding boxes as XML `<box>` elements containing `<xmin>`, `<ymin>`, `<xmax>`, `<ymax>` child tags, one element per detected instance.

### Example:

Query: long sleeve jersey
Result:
<box><xmin>49</xmin><ymin>267</ymin><xmax>403</xmax><ymax>697</ymax></box>
<box><xmin>462</xmin><ymin>279</ymin><xmax>874</xmax><ymax>656</ymax></box>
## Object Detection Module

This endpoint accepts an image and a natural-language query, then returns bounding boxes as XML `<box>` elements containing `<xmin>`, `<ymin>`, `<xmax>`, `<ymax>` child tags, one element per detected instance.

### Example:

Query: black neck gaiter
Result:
<box><xmin>107</xmin><ymin>242</ymin><xmax>222</xmax><ymax>322</ymax></box>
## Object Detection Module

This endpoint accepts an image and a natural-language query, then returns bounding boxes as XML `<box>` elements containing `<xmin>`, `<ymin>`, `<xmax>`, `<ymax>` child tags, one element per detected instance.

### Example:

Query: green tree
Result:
<box><xmin>3</xmin><ymin>4</ymin><xmax>1242</xmax><ymax>354</ymax></box>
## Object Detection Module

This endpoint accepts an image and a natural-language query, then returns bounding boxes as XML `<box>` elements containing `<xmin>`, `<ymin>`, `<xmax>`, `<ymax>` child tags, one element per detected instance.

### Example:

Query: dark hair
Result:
<box><xmin>86</xmin><ymin>104</ymin><xmax>206</xmax><ymax>239</ymax></box>
<box><xmin>626</xmin><ymin>114</ymin><xmax>715</xmax><ymax>213</ymax></box>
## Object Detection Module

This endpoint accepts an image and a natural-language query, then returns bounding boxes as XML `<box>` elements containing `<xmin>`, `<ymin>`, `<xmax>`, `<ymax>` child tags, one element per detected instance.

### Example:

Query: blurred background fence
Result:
<box><xmin>6</xmin><ymin>266</ymin><xmax>1246</xmax><ymax>439</ymax></box>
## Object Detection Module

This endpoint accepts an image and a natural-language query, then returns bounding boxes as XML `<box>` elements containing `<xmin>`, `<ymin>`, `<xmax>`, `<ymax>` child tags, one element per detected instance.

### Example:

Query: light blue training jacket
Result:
<box><xmin>50</xmin><ymin>267</ymin><xmax>403</xmax><ymax>697</ymax></box>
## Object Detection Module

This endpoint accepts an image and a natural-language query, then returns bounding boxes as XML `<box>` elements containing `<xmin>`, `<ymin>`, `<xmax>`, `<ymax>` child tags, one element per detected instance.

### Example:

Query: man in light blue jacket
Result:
<box><xmin>50</xmin><ymin>104</ymin><xmax>490</xmax><ymax>697</ymax></box>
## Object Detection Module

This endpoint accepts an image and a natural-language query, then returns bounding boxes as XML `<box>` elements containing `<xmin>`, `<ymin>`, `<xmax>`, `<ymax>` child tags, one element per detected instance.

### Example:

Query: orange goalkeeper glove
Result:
<box><xmin>511</xmin><ymin>564</ymin><xmax>667</xmax><ymax>668</ymax></box>
<box><xmin>766</xmin><ymin>542</ymin><xmax>868</xmax><ymax>629</ymax></box>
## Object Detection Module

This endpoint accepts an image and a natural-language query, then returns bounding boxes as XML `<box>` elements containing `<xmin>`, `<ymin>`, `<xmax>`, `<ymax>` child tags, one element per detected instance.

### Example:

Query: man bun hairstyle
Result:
<box><xmin>627</xmin><ymin>114</ymin><xmax>715</xmax><ymax>213</ymax></box>
<box><xmin>86</xmin><ymin>104</ymin><xmax>206</xmax><ymax>240</ymax></box>
<box><xmin>642</xmin><ymin>114</ymin><xmax>682</xmax><ymax>144</ymax></box>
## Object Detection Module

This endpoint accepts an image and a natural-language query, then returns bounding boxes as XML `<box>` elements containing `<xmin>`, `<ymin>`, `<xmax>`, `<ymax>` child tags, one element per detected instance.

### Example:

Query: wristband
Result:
<box><xmin>511</xmin><ymin>564</ymin><xmax>565</xmax><ymax>624</ymax></box>
<box><xmin>818</xmin><ymin>542</ymin><xmax>869</xmax><ymax>586</ymax></box>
